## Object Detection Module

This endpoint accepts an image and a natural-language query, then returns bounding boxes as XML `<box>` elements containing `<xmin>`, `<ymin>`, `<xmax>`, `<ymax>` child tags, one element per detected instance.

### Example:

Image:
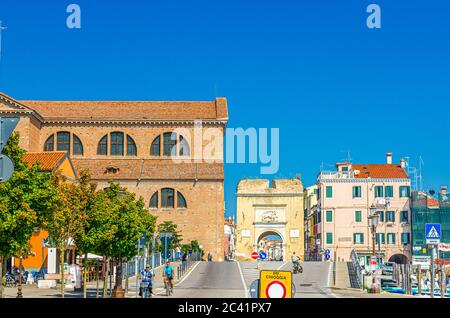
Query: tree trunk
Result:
<box><xmin>0</xmin><ymin>255</ymin><xmax>3</xmax><ymax>299</ymax></box>
<box><xmin>102</xmin><ymin>258</ymin><xmax>108</xmax><ymax>298</ymax></box>
<box><xmin>96</xmin><ymin>262</ymin><xmax>99</xmax><ymax>298</ymax></box>
<box><xmin>83</xmin><ymin>253</ymin><xmax>87</xmax><ymax>298</ymax></box>
<box><xmin>112</xmin><ymin>255</ymin><xmax>124</xmax><ymax>298</ymax></box>
<box><xmin>60</xmin><ymin>246</ymin><xmax>65</xmax><ymax>298</ymax></box>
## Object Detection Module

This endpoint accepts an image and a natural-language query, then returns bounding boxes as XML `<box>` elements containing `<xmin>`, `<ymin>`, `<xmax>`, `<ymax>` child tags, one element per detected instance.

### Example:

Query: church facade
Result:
<box><xmin>0</xmin><ymin>92</ymin><xmax>228</xmax><ymax>260</ymax></box>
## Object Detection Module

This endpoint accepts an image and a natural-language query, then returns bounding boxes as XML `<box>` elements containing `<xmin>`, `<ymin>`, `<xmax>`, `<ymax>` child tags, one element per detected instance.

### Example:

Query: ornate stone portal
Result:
<box><xmin>235</xmin><ymin>178</ymin><xmax>304</xmax><ymax>261</ymax></box>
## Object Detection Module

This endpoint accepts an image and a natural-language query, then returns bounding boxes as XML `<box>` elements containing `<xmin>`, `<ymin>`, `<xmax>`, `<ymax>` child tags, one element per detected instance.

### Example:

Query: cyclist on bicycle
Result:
<box><xmin>163</xmin><ymin>261</ymin><xmax>175</xmax><ymax>293</ymax></box>
<box><xmin>140</xmin><ymin>265</ymin><xmax>154</xmax><ymax>297</ymax></box>
<box><xmin>291</xmin><ymin>252</ymin><xmax>301</xmax><ymax>268</ymax></box>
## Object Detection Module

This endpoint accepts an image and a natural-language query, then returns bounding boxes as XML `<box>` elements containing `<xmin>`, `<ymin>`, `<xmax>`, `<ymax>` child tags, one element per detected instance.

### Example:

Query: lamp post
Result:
<box><xmin>368</xmin><ymin>205</ymin><xmax>380</xmax><ymax>293</ymax></box>
<box><xmin>16</xmin><ymin>250</ymin><xmax>23</xmax><ymax>298</ymax></box>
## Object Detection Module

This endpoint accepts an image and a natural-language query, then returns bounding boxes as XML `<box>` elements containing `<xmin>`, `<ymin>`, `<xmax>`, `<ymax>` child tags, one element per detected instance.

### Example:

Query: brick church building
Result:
<box><xmin>0</xmin><ymin>92</ymin><xmax>228</xmax><ymax>260</ymax></box>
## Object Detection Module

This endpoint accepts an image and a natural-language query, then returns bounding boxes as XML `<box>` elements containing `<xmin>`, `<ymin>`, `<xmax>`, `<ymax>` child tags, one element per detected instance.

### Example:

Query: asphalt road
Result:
<box><xmin>152</xmin><ymin>261</ymin><xmax>336</xmax><ymax>298</ymax></box>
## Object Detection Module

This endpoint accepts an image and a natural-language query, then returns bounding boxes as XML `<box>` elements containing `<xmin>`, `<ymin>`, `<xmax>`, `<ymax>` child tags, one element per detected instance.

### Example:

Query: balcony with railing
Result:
<box><xmin>318</xmin><ymin>170</ymin><xmax>355</xmax><ymax>180</ymax></box>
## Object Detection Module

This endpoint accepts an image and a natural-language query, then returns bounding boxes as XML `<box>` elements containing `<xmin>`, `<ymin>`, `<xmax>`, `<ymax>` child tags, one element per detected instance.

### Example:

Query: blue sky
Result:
<box><xmin>0</xmin><ymin>1</ymin><xmax>449</xmax><ymax>218</ymax></box>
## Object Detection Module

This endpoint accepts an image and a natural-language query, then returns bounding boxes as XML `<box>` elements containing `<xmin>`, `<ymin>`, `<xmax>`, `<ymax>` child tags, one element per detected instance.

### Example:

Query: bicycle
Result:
<box><xmin>140</xmin><ymin>282</ymin><xmax>152</xmax><ymax>298</ymax></box>
<box><xmin>164</xmin><ymin>276</ymin><xmax>173</xmax><ymax>296</ymax></box>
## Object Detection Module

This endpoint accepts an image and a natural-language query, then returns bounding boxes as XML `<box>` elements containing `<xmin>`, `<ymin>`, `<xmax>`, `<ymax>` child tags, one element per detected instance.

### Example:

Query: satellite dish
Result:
<box><xmin>354</xmin><ymin>170</ymin><xmax>360</xmax><ymax>175</ymax></box>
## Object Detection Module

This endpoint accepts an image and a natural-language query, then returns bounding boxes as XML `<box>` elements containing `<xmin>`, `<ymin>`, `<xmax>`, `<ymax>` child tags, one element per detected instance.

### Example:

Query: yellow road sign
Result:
<box><xmin>259</xmin><ymin>270</ymin><xmax>292</xmax><ymax>298</ymax></box>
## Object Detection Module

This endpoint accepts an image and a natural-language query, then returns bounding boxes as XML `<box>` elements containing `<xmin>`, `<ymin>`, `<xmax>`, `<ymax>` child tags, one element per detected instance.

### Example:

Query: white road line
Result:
<box><xmin>327</xmin><ymin>262</ymin><xmax>332</xmax><ymax>287</ymax></box>
<box><xmin>277</xmin><ymin>261</ymin><xmax>289</xmax><ymax>270</ymax></box>
<box><xmin>325</xmin><ymin>262</ymin><xmax>341</xmax><ymax>298</ymax></box>
<box><xmin>237</xmin><ymin>262</ymin><xmax>249</xmax><ymax>298</ymax></box>
<box><xmin>175</xmin><ymin>261</ymin><xmax>201</xmax><ymax>287</ymax></box>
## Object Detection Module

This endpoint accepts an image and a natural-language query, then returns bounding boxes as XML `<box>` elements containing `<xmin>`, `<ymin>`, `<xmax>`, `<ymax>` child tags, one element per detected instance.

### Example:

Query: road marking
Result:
<box><xmin>237</xmin><ymin>262</ymin><xmax>249</xmax><ymax>298</ymax></box>
<box><xmin>277</xmin><ymin>261</ymin><xmax>289</xmax><ymax>270</ymax></box>
<box><xmin>327</xmin><ymin>262</ymin><xmax>332</xmax><ymax>287</ymax></box>
<box><xmin>324</xmin><ymin>262</ymin><xmax>341</xmax><ymax>298</ymax></box>
<box><xmin>175</xmin><ymin>261</ymin><xmax>201</xmax><ymax>287</ymax></box>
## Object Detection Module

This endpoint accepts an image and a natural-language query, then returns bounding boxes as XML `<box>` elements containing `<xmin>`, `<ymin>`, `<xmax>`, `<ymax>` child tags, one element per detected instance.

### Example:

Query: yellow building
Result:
<box><xmin>235</xmin><ymin>178</ymin><xmax>304</xmax><ymax>261</ymax></box>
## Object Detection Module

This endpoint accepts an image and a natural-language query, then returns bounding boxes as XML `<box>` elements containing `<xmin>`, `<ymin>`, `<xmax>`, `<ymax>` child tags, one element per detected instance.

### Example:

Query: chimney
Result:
<box><xmin>400</xmin><ymin>158</ymin><xmax>406</xmax><ymax>169</ymax></box>
<box><xmin>441</xmin><ymin>186</ymin><xmax>447</xmax><ymax>195</ymax></box>
<box><xmin>386</xmin><ymin>152</ymin><xmax>392</xmax><ymax>164</ymax></box>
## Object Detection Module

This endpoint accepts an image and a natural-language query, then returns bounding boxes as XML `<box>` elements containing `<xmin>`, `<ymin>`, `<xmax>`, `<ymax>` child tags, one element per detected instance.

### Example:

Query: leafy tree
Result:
<box><xmin>0</xmin><ymin>133</ymin><xmax>58</xmax><ymax>298</ymax></box>
<box><xmin>92</xmin><ymin>182</ymin><xmax>156</xmax><ymax>297</ymax></box>
<box><xmin>157</xmin><ymin>221</ymin><xmax>182</xmax><ymax>252</ymax></box>
<box><xmin>43</xmin><ymin>171</ymin><xmax>89</xmax><ymax>298</ymax></box>
<box><xmin>66</xmin><ymin>170</ymin><xmax>98</xmax><ymax>298</ymax></box>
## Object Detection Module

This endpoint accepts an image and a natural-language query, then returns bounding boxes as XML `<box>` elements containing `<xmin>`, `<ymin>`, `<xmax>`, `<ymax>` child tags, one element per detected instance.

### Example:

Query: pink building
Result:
<box><xmin>315</xmin><ymin>152</ymin><xmax>412</xmax><ymax>266</ymax></box>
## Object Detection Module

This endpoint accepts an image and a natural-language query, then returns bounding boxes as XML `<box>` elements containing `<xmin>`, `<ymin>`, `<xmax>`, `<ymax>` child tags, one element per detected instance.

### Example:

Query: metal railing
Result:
<box><xmin>177</xmin><ymin>252</ymin><xmax>201</xmax><ymax>281</ymax></box>
<box><xmin>350</xmin><ymin>250</ymin><xmax>364</xmax><ymax>289</ymax></box>
<box><xmin>121</xmin><ymin>250</ymin><xmax>175</xmax><ymax>279</ymax></box>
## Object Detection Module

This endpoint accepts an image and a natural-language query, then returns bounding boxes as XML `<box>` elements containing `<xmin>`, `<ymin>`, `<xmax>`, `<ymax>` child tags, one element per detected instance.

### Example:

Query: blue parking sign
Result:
<box><xmin>425</xmin><ymin>223</ymin><xmax>441</xmax><ymax>245</ymax></box>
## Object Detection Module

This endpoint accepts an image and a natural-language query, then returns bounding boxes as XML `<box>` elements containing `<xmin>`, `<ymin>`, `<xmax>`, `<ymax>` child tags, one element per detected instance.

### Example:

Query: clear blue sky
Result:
<box><xmin>1</xmin><ymin>1</ymin><xmax>449</xmax><ymax>219</ymax></box>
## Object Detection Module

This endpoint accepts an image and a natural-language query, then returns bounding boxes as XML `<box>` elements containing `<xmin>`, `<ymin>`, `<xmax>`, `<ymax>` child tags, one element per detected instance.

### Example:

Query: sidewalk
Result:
<box><xmin>330</xmin><ymin>287</ymin><xmax>417</xmax><ymax>298</ymax></box>
<box><xmin>2</xmin><ymin>261</ymin><xmax>200</xmax><ymax>298</ymax></box>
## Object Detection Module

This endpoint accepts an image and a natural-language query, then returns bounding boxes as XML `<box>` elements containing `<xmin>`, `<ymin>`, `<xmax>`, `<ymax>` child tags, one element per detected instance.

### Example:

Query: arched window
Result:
<box><xmin>44</xmin><ymin>135</ymin><xmax>54</xmax><ymax>151</ymax></box>
<box><xmin>161</xmin><ymin>188</ymin><xmax>175</xmax><ymax>208</ymax></box>
<box><xmin>179</xmin><ymin>135</ymin><xmax>190</xmax><ymax>156</ymax></box>
<box><xmin>150</xmin><ymin>136</ymin><xmax>160</xmax><ymax>156</ymax></box>
<box><xmin>111</xmin><ymin>132</ymin><xmax>124</xmax><ymax>156</ymax></box>
<box><xmin>98</xmin><ymin>132</ymin><xmax>136</xmax><ymax>156</ymax></box>
<box><xmin>163</xmin><ymin>132</ymin><xmax>177</xmax><ymax>156</ymax></box>
<box><xmin>57</xmin><ymin>132</ymin><xmax>71</xmax><ymax>152</ymax></box>
<box><xmin>43</xmin><ymin>132</ymin><xmax>84</xmax><ymax>155</ymax></box>
<box><xmin>127</xmin><ymin>135</ymin><xmax>137</xmax><ymax>156</ymax></box>
<box><xmin>73</xmin><ymin>134</ymin><xmax>84</xmax><ymax>155</ymax></box>
<box><xmin>151</xmin><ymin>132</ymin><xmax>190</xmax><ymax>157</ymax></box>
<box><xmin>149</xmin><ymin>192</ymin><xmax>158</xmax><ymax>208</ymax></box>
<box><xmin>97</xmin><ymin>135</ymin><xmax>108</xmax><ymax>155</ymax></box>
<box><xmin>177</xmin><ymin>191</ymin><xmax>187</xmax><ymax>208</ymax></box>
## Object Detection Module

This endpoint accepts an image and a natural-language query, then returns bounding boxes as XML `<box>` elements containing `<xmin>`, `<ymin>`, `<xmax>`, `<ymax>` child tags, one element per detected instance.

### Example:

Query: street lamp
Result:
<box><xmin>368</xmin><ymin>205</ymin><xmax>380</xmax><ymax>293</ymax></box>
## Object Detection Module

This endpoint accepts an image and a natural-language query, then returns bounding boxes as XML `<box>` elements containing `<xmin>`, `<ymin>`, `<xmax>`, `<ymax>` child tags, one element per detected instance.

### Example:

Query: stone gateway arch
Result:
<box><xmin>235</xmin><ymin>178</ymin><xmax>304</xmax><ymax>261</ymax></box>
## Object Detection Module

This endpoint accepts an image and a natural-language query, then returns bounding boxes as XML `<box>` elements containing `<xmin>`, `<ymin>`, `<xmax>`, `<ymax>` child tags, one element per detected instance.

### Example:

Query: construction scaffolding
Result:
<box><xmin>411</xmin><ymin>191</ymin><xmax>450</xmax><ymax>260</ymax></box>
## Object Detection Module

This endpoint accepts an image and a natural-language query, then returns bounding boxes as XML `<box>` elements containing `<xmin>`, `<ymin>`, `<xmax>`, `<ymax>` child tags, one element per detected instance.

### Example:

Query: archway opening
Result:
<box><xmin>388</xmin><ymin>253</ymin><xmax>408</xmax><ymax>264</ymax></box>
<box><xmin>257</xmin><ymin>231</ymin><xmax>284</xmax><ymax>261</ymax></box>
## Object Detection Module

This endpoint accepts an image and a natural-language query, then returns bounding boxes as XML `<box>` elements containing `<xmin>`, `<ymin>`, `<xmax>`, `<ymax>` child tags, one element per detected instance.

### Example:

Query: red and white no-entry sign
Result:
<box><xmin>251</xmin><ymin>252</ymin><xmax>259</xmax><ymax>260</ymax></box>
<box><xmin>265</xmin><ymin>280</ymin><xmax>287</xmax><ymax>298</ymax></box>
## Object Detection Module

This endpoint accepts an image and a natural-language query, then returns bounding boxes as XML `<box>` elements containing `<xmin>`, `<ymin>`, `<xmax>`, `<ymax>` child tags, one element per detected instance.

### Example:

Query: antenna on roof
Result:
<box><xmin>340</xmin><ymin>149</ymin><xmax>352</xmax><ymax>162</ymax></box>
<box><xmin>0</xmin><ymin>20</ymin><xmax>7</xmax><ymax>63</ymax></box>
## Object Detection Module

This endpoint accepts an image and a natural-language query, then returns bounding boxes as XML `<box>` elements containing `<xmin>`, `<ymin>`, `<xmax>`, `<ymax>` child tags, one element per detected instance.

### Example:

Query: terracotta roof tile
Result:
<box><xmin>352</xmin><ymin>164</ymin><xmax>409</xmax><ymax>179</ymax></box>
<box><xmin>71</xmin><ymin>159</ymin><xmax>224</xmax><ymax>181</ymax></box>
<box><xmin>23</xmin><ymin>152</ymin><xmax>67</xmax><ymax>171</ymax></box>
<box><xmin>18</xmin><ymin>98</ymin><xmax>228</xmax><ymax>121</ymax></box>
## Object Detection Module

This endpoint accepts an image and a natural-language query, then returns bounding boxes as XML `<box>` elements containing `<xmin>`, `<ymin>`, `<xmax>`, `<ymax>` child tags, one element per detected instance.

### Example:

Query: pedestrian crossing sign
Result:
<box><xmin>425</xmin><ymin>223</ymin><xmax>441</xmax><ymax>245</ymax></box>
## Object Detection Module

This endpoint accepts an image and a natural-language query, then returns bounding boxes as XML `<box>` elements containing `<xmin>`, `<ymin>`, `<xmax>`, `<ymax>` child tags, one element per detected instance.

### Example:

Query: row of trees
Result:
<box><xmin>0</xmin><ymin>133</ymin><xmax>162</xmax><ymax>297</ymax></box>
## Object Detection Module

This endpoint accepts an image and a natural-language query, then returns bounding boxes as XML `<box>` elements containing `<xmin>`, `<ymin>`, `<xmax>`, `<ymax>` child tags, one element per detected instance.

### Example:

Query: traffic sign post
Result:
<box><xmin>425</xmin><ymin>224</ymin><xmax>441</xmax><ymax>298</ymax></box>
<box><xmin>259</xmin><ymin>251</ymin><xmax>267</xmax><ymax>260</ymax></box>
<box><xmin>0</xmin><ymin>117</ymin><xmax>19</xmax><ymax>183</ymax></box>
<box><xmin>426</xmin><ymin>223</ymin><xmax>441</xmax><ymax>245</ymax></box>
<box><xmin>159</xmin><ymin>232</ymin><xmax>173</xmax><ymax>261</ymax></box>
<box><xmin>259</xmin><ymin>270</ymin><xmax>293</xmax><ymax>298</ymax></box>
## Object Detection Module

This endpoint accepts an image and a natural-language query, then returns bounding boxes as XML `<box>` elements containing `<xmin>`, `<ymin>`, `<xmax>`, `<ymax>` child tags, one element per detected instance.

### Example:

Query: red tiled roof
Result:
<box><xmin>352</xmin><ymin>164</ymin><xmax>409</xmax><ymax>179</ymax></box>
<box><xmin>18</xmin><ymin>98</ymin><xmax>228</xmax><ymax>121</ymax></box>
<box><xmin>23</xmin><ymin>152</ymin><xmax>67</xmax><ymax>171</ymax></box>
<box><xmin>71</xmin><ymin>159</ymin><xmax>224</xmax><ymax>181</ymax></box>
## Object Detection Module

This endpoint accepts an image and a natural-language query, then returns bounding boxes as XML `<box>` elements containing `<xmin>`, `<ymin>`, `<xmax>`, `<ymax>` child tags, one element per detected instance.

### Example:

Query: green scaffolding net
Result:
<box><xmin>412</xmin><ymin>191</ymin><xmax>450</xmax><ymax>259</ymax></box>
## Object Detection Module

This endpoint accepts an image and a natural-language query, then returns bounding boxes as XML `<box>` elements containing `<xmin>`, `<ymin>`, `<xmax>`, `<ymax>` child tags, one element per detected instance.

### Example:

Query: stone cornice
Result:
<box><xmin>236</xmin><ymin>193</ymin><xmax>304</xmax><ymax>197</ymax></box>
<box><xmin>42</xmin><ymin>119</ymin><xmax>228</xmax><ymax>126</ymax></box>
<box><xmin>317</xmin><ymin>178</ymin><xmax>410</xmax><ymax>183</ymax></box>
